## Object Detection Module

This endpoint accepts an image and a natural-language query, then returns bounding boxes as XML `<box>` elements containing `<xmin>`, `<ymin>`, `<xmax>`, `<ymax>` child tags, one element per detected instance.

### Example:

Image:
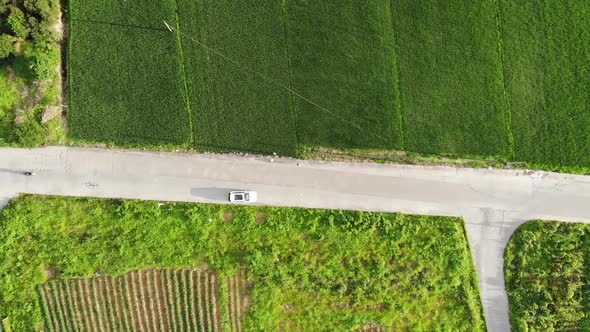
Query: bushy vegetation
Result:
<box><xmin>499</xmin><ymin>1</ymin><xmax>590</xmax><ymax>167</ymax></box>
<box><xmin>0</xmin><ymin>0</ymin><xmax>63</xmax><ymax>146</ymax></box>
<box><xmin>0</xmin><ymin>195</ymin><xmax>484</xmax><ymax>331</ymax></box>
<box><xmin>505</xmin><ymin>221</ymin><xmax>590</xmax><ymax>331</ymax></box>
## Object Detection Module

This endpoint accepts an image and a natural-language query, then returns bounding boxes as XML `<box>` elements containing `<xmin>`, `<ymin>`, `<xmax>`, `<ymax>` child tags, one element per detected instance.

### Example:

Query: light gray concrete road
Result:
<box><xmin>1</xmin><ymin>146</ymin><xmax>590</xmax><ymax>331</ymax></box>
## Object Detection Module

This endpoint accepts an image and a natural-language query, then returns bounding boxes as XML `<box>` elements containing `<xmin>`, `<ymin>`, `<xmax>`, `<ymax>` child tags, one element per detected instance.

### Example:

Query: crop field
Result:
<box><xmin>177</xmin><ymin>0</ymin><xmax>298</xmax><ymax>155</ymax></box>
<box><xmin>0</xmin><ymin>195</ymin><xmax>484</xmax><ymax>331</ymax></box>
<box><xmin>284</xmin><ymin>0</ymin><xmax>402</xmax><ymax>150</ymax></box>
<box><xmin>67</xmin><ymin>0</ymin><xmax>191</xmax><ymax>145</ymax></box>
<box><xmin>68</xmin><ymin>1</ymin><xmax>590</xmax><ymax>168</ymax></box>
<box><xmin>505</xmin><ymin>221</ymin><xmax>590</xmax><ymax>331</ymax></box>
<box><xmin>498</xmin><ymin>1</ymin><xmax>590</xmax><ymax>167</ymax></box>
<box><xmin>226</xmin><ymin>269</ymin><xmax>250</xmax><ymax>332</ymax></box>
<box><xmin>392</xmin><ymin>0</ymin><xmax>511</xmax><ymax>156</ymax></box>
<box><xmin>38</xmin><ymin>269</ymin><xmax>221</xmax><ymax>332</ymax></box>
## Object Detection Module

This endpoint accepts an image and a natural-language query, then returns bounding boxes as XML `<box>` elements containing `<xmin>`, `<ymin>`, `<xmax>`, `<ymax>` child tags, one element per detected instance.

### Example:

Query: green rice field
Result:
<box><xmin>67</xmin><ymin>0</ymin><xmax>590</xmax><ymax>168</ymax></box>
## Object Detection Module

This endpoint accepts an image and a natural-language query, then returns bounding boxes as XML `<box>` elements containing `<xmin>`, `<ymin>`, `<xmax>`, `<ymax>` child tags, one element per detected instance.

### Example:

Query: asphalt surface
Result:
<box><xmin>1</xmin><ymin>146</ymin><xmax>590</xmax><ymax>331</ymax></box>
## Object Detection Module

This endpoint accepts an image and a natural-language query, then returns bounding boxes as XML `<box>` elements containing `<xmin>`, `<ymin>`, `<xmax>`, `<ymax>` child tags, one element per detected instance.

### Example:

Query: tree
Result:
<box><xmin>0</xmin><ymin>33</ymin><xmax>15</xmax><ymax>59</ymax></box>
<box><xmin>0</xmin><ymin>0</ymin><xmax>9</xmax><ymax>14</ymax></box>
<box><xmin>7</xmin><ymin>6</ymin><xmax>29</xmax><ymax>39</ymax></box>
<box><xmin>25</xmin><ymin>43</ymin><xmax>59</xmax><ymax>80</ymax></box>
<box><xmin>24</xmin><ymin>0</ymin><xmax>58</xmax><ymax>20</ymax></box>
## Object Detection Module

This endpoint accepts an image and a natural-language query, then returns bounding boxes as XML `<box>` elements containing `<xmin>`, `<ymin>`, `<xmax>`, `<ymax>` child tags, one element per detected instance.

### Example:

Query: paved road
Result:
<box><xmin>1</xmin><ymin>146</ymin><xmax>590</xmax><ymax>331</ymax></box>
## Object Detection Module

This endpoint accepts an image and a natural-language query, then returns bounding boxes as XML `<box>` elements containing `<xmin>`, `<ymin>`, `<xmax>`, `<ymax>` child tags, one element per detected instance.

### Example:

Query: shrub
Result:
<box><xmin>0</xmin><ymin>33</ymin><xmax>15</xmax><ymax>59</ymax></box>
<box><xmin>7</xmin><ymin>6</ymin><xmax>29</xmax><ymax>39</ymax></box>
<box><xmin>25</xmin><ymin>43</ymin><xmax>59</xmax><ymax>81</ymax></box>
<box><xmin>15</xmin><ymin>115</ymin><xmax>46</xmax><ymax>147</ymax></box>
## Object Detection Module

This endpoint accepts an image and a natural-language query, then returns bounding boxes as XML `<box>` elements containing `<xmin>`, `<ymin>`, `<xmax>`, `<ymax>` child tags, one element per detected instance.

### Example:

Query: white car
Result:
<box><xmin>228</xmin><ymin>191</ymin><xmax>257</xmax><ymax>203</ymax></box>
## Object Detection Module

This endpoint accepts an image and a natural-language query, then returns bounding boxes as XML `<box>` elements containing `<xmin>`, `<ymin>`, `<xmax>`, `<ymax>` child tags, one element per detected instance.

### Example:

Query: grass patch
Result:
<box><xmin>505</xmin><ymin>221</ymin><xmax>590</xmax><ymax>331</ymax></box>
<box><xmin>0</xmin><ymin>195</ymin><xmax>484</xmax><ymax>331</ymax></box>
<box><xmin>499</xmin><ymin>1</ymin><xmax>590</xmax><ymax>167</ymax></box>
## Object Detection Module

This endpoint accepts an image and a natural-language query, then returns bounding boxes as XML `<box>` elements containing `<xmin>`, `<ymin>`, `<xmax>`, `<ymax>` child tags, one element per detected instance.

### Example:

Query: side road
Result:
<box><xmin>1</xmin><ymin>146</ymin><xmax>590</xmax><ymax>331</ymax></box>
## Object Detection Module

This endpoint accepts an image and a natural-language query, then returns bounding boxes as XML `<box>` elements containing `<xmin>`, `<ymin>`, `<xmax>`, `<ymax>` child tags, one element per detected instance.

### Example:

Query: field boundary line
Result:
<box><xmin>169</xmin><ymin>16</ymin><xmax>392</xmax><ymax>147</ymax></box>
<box><xmin>492</xmin><ymin>0</ymin><xmax>516</xmax><ymax>158</ymax></box>
<box><xmin>388</xmin><ymin>0</ymin><xmax>406</xmax><ymax>150</ymax></box>
<box><xmin>172</xmin><ymin>0</ymin><xmax>196</xmax><ymax>145</ymax></box>
<box><xmin>280</xmin><ymin>0</ymin><xmax>300</xmax><ymax>150</ymax></box>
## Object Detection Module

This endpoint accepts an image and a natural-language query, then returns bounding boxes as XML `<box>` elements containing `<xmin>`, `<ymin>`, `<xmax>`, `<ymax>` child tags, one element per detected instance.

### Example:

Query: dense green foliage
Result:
<box><xmin>0</xmin><ymin>0</ymin><xmax>63</xmax><ymax>146</ymax></box>
<box><xmin>505</xmin><ymin>221</ymin><xmax>590</xmax><ymax>331</ymax></box>
<box><xmin>67</xmin><ymin>0</ymin><xmax>191</xmax><ymax>145</ymax></box>
<box><xmin>499</xmin><ymin>1</ymin><xmax>590</xmax><ymax>167</ymax></box>
<box><xmin>67</xmin><ymin>0</ymin><xmax>590</xmax><ymax>169</ymax></box>
<box><xmin>0</xmin><ymin>195</ymin><xmax>484</xmax><ymax>331</ymax></box>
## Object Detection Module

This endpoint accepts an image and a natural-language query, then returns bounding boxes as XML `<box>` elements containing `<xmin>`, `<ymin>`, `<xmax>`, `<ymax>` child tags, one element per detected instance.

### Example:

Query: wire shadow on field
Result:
<box><xmin>169</xmin><ymin>22</ymin><xmax>393</xmax><ymax>147</ymax></box>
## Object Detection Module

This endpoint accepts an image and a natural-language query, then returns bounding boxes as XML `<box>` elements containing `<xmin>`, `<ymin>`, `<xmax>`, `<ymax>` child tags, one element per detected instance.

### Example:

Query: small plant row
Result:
<box><xmin>38</xmin><ymin>269</ymin><xmax>221</xmax><ymax>331</ymax></box>
<box><xmin>226</xmin><ymin>269</ymin><xmax>251</xmax><ymax>332</ymax></box>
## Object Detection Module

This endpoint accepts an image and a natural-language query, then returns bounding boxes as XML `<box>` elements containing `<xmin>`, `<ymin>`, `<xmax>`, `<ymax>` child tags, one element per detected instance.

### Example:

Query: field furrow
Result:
<box><xmin>191</xmin><ymin>270</ymin><xmax>202</xmax><ymax>331</ymax></box>
<box><xmin>83</xmin><ymin>279</ymin><xmax>100</xmax><ymax>332</ymax></box>
<box><xmin>75</xmin><ymin>279</ymin><xmax>92</xmax><ymax>331</ymax></box>
<box><xmin>51</xmin><ymin>282</ymin><xmax>69</xmax><ymax>331</ymax></box>
<box><xmin>166</xmin><ymin>269</ymin><xmax>179</xmax><ymax>332</ymax></box>
<box><xmin>134</xmin><ymin>270</ymin><xmax>150</xmax><ymax>332</ymax></box>
<box><xmin>185</xmin><ymin>269</ymin><xmax>197</xmax><ymax>331</ymax></box>
<box><xmin>56</xmin><ymin>280</ymin><xmax>76</xmax><ymax>332</ymax></box>
<box><xmin>204</xmin><ymin>272</ymin><xmax>212</xmax><ymax>331</ymax></box>
<box><xmin>175</xmin><ymin>269</ymin><xmax>188</xmax><ymax>331</ymax></box>
<box><xmin>227</xmin><ymin>276</ymin><xmax>235</xmax><ymax>332</ymax></box>
<box><xmin>144</xmin><ymin>270</ymin><xmax>159</xmax><ymax>331</ymax></box>
<box><xmin>154</xmin><ymin>270</ymin><xmax>168</xmax><ymax>331</ymax></box>
<box><xmin>107</xmin><ymin>277</ymin><xmax>125</xmax><ymax>331</ymax></box>
<box><xmin>125</xmin><ymin>272</ymin><xmax>142</xmax><ymax>332</ymax></box>
<box><xmin>236</xmin><ymin>273</ymin><xmax>243</xmax><ymax>332</ymax></box>
<box><xmin>138</xmin><ymin>270</ymin><xmax>154</xmax><ymax>332</ymax></box>
<box><xmin>103</xmin><ymin>277</ymin><xmax>119</xmax><ymax>331</ymax></box>
<box><xmin>211</xmin><ymin>273</ymin><xmax>221</xmax><ymax>332</ymax></box>
<box><xmin>197</xmin><ymin>270</ymin><xmax>206</xmax><ymax>332</ymax></box>
<box><xmin>40</xmin><ymin>286</ymin><xmax>60</xmax><ymax>332</ymax></box>
<box><xmin>91</xmin><ymin>277</ymin><xmax>108</xmax><ymax>332</ymax></box>
<box><xmin>65</xmin><ymin>280</ymin><xmax>85</xmax><ymax>332</ymax></box>
<box><xmin>116</xmin><ymin>275</ymin><xmax>131</xmax><ymax>331</ymax></box>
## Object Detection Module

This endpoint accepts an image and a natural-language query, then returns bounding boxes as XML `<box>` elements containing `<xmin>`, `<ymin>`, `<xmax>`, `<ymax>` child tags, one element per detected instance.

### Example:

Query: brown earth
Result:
<box><xmin>39</xmin><ymin>268</ymin><xmax>223</xmax><ymax>332</ymax></box>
